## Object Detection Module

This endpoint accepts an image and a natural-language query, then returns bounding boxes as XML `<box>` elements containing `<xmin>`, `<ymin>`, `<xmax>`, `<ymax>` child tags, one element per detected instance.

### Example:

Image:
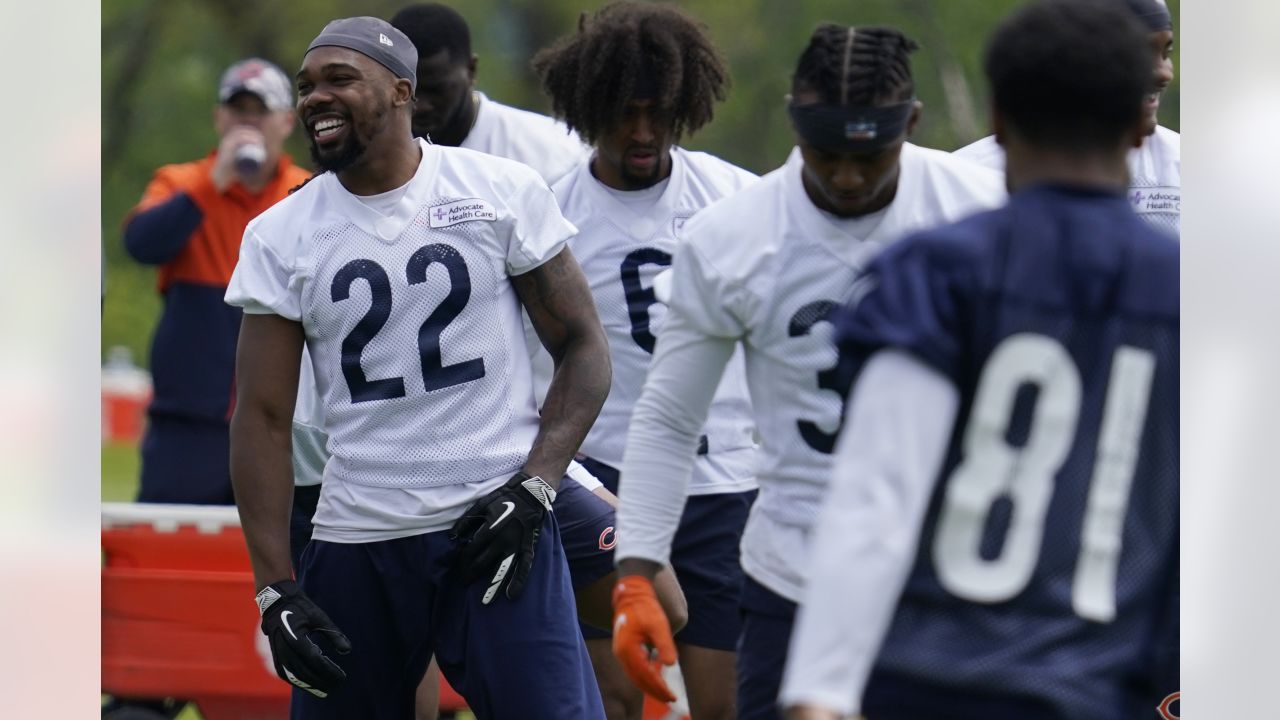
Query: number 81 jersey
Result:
<box><xmin>836</xmin><ymin>185</ymin><xmax>1179</xmax><ymax>718</ymax></box>
<box><xmin>227</xmin><ymin>140</ymin><xmax>576</xmax><ymax>489</ymax></box>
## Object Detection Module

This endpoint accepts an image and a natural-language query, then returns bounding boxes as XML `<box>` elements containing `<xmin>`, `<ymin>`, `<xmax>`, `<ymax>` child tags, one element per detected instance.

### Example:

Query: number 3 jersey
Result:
<box><xmin>833</xmin><ymin>185</ymin><xmax>1179</xmax><ymax>718</ymax></box>
<box><xmin>552</xmin><ymin>147</ymin><xmax>759</xmax><ymax>494</ymax></box>
<box><xmin>226</xmin><ymin>139</ymin><xmax>576</xmax><ymax>539</ymax></box>
<box><xmin>625</xmin><ymin>145</ymin><xmax>1005</xmax><ymax>600</ymax></box>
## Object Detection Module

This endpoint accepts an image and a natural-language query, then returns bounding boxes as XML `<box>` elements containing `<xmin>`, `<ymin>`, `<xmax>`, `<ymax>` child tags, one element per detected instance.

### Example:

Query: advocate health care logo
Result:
<box><xmin>1157</xmin><ymin>691</ymin><xmax>1180</xmax><ymax>719</ymax></box>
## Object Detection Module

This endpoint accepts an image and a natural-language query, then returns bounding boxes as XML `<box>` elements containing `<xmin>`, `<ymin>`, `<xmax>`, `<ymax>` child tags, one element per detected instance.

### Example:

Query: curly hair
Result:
<box><xmin>532</xmin><ymin>1</ymin><xmax>729</xmax><ymax>144</ymax></box>
<box><xmin>792</xmin><ymin>23</ymin><xmax>918</xmax><ymax>105</ymax></box>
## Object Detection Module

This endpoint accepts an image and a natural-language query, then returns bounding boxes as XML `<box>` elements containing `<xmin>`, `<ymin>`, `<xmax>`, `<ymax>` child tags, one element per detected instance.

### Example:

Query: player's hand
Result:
<box><xmin>255</xmin><ymin>580</ymin><xmax>351</xmax><ymax>698</ymax></box>
<box><xmin>612</xmin><ymin>574</ymin><xmax>678</xmax><ymax>703</ymax></box>
<box><xmin>451</xmin><ymin>471</ymin><xmax>556</xmax><ymax>604</ymax></box>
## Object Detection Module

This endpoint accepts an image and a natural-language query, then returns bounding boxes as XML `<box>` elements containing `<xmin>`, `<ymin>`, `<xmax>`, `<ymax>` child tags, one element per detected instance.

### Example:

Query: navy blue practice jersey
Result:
<box><xmin>833</xmin><ymin>184</ymin><xmax>1179</xmax><ymax>719</ymax></box>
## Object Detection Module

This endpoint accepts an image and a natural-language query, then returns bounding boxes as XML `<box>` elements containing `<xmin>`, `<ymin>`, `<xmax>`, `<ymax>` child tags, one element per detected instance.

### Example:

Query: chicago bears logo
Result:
<box><xmin>1157</xmin><ymin>691</ymin><xmax>1180</xmax><ymax>719</ymax></box>
<box><xmin>598</xmin><ymin>526</ymin><xmax>617</xmax><ymax>551</ymax></box>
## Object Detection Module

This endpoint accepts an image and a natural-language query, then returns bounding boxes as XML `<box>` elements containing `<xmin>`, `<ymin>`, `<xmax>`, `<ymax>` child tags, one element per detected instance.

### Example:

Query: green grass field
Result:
<box><xmin>102</xmin><ymin>442</ymin><xmax>141</xmax><ymax>502</ymax></box>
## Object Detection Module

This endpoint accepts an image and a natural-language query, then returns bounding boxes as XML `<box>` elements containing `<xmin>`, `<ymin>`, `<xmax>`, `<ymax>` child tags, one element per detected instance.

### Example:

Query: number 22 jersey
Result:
<box><xmin>226</xmin><ymin>139</ymin><xmax>576</xmax><ymax>541</ymax></box>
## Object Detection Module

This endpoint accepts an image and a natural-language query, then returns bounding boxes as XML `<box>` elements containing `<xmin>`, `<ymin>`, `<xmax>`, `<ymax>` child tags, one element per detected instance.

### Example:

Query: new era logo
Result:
<box><xmin>379</xmin><ymin>33</ymin><xmax>394</xmax><ymax>47</ymax></box>
<box><xmin>845</xmin><ymin>120</ymin><xmax>877</xmax><ymax>141</ymax></box>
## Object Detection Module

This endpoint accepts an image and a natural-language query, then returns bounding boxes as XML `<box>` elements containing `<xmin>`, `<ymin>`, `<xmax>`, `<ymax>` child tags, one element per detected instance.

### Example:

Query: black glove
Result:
<box><xmin>255</xmin><ymin>580</ymin><xmax>352</xmax><ymax>698</ymax></box>
<box><xmin>451</xmin><ymin>471</ymin><xmax>556</xmax><ymax>604</ymax></box>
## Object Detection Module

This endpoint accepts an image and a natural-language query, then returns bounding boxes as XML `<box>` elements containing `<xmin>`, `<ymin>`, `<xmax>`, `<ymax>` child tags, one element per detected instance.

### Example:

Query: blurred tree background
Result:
<box><xmin>102</xmin><ymin>0</ymin><xmax>1179</xmax><ymax>366</ymax></box>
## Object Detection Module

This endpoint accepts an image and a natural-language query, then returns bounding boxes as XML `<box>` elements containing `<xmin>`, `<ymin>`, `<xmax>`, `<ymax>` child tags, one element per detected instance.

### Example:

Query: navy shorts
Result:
<box><xmin>292</xmin><ymin>515</ymin><xmax>605</xmax><ymax>720</ymax></box>
<box><xmin>736</xmin><ymin>576</ymin><xmax>796</xmax><ymax>720</ymax></box>
<box><xmin>136</xmin><ymin>413</ymin><xmax>234</xmax><ymax>504</ymax></box>
<box><xmin>579</xmin><ymin>455</ymin><xmax>756</xmax><ymax>650</ymax></box>
<box><xmin>555</xmin><ymin>478</ymin><xmax>618</xmax><ymax>591</ymax></box>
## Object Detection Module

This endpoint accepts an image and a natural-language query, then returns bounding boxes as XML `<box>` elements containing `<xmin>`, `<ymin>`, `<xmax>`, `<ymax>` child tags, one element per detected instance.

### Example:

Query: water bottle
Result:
<box><xmin>233</xmin><ymin>142</ymin><xmax>267</xmax><ymax>177</ymax></box>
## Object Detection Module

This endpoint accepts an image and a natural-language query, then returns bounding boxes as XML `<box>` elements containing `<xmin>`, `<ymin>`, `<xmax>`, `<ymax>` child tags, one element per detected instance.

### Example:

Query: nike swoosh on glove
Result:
<box><xmin>612</xmin><ymin>574</ymin><xmax>677</xmax><ymax>703</ymax></box>
<box><xmin>451</xmin><ymin>471</ymin><xmax>556</xmax><ymax>604</ymax></box>
<box><xmin>256</xmin><ymin>580</ymin><xmax>352</xmax><ymax>698</ymax></box>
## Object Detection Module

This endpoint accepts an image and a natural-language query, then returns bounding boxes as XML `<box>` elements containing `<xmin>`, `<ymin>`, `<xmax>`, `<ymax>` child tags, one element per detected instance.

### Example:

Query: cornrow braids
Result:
<box><xmin>792</xmin><ymin>23</ymin><xmax>919</xmax><ymax>106</ymax></box>
<box><xmin>532</xmin><ymin>1</ymin><xmax>729</xmax><ymax>144</ymax></box>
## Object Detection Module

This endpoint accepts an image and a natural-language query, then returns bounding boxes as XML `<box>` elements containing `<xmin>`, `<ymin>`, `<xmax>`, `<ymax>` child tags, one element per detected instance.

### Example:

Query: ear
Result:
<box><xmin>393</xmin><ymin>77</ymin><xmax>415</xmax><ymax>108</ymax></box>
<box><xmin>905</xmin><ymin>100</ymin><xmax>924</xmax><ymax>137</ymax></box>
<box><xmin>467</xmin><ymin>54</ymin><xmax>479</xmax><ymax>83</ymax></box>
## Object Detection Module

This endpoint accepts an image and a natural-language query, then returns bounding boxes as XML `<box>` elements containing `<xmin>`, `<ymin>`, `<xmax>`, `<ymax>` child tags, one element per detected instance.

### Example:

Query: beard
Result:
<box><xmin>307</xmin><ymin>100</ymin><xmax>389</xmax><ymax>173</ymax></box>
<box><xmin>620</xmin><ymin>163</ymin><xmax>662</xmax><ymax>190</ymax></box>
<box><xmin>309</xmin><ymin>132</ymin><xmax>368</xmax><ymax>173</ymax></box>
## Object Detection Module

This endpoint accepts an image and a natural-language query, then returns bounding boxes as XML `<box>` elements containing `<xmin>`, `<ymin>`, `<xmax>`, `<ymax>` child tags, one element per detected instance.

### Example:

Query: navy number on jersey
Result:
<box><xmin>620</xmin><ymin>247</ymin><xmax>673</xmax><ymax>353</ymax></box>
<box><xmin>330</xmin><ymin>243</ymin><xmax>486</xmax><ymax>404</ymax></box>
<box><xmin>407</xmin><ymin>244</ymin><xmax>486</xmax><ymax>391</ymax></box>
<box><xmin>931</xmin><ymin>333</ymin><xmax>1156</xmax><ymax>622</ymax></box>
<box><xmin>788</xmin><ymin>299</ymin><xmax>850</xmax><ymax>454</ymax></box>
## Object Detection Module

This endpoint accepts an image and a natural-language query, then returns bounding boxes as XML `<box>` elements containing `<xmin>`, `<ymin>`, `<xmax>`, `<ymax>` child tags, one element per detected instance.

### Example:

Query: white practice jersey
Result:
<box><xmin>617</xmin><ymin>145</ymin><xmax>1005</xmax><ymax>601</ymax></box>
<box><xmin>462</xmin><ymin>92</ymin><xmax>590</xmax><ymax>186</ymax></box>
<box><xmin>227</xmin><ymin>139</ymin><xmax>575</xmax><ymax>541</ymax></box>
<box><xmin>553</xmin><ymin>147</ymin><xmax>759</xmax><ymax>494</ymax></box>
<box><xmin>290</xmin><ymin>93</ymin><xmax>590</xmax><ymax>489</ymax></box>
<box><xmin>953</xmin><ymin>125</ymin><xmax>1181</xmax><ymax>235</ymax></box>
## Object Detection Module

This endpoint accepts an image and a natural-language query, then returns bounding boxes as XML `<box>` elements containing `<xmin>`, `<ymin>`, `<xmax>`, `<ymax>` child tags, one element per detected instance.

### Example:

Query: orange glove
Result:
<box><xmin>611</xmin><ymin>574</ymin><xmax>677</xmax><ymax>703</ymax></box>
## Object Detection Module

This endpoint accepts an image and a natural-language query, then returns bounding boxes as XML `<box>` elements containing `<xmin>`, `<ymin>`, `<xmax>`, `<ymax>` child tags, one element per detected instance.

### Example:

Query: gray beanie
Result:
<box><xmin>306</xmin><ymin>17</ymin><xmax>419</xmax><ymax>94</ymax></box>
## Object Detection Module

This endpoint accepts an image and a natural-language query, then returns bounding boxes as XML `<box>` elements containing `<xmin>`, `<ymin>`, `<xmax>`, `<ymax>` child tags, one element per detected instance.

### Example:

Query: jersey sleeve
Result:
<box><xmin>224</xmin><ymin>226</ymin><xmax>301</xmax><ymax>318</ymax></box>
<box><xmin>667</xmin><ymin>231</ymin><xmax>755</xmax><ymax>340</ymax></box>
<box><xmin>832</xmin><ymin>238</ymin><xmax>966</xmax><ymax>386</ymax></box>
<box><xmin>504</xmin><ymin>173</ymin><xmax>578</xmax><ymax>276</ymax></box>
<box><xmin>617</xmin><ymin>302</ymin><xmax>739</xmax><ymax>565</ymax></box>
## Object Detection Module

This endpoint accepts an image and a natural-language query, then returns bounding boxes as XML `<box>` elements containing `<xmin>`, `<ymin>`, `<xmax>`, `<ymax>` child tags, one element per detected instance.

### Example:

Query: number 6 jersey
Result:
<box><xmin>226</xmin><ymin>139</ymin><xmax>576</xmax><ymax>539</ymax></box>
<box><xmin>552</xmin><ymin>146</ymin><xmax>759</xmax><ymax>494</ymax></box>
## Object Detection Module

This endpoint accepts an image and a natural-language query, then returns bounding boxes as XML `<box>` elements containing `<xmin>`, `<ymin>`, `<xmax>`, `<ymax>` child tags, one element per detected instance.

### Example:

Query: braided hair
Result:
<box><xmin>792</xmin><ymin>23</ymin><xmax>918</xmax><ymax>105</ymax></box>
<box><xmin>532</xmin><ymin>1</ymin><xmax>729</xmax><ymax>144</ymax></box>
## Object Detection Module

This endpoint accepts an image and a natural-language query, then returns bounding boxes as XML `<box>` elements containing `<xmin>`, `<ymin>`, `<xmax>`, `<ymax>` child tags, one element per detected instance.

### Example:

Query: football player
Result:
<box><xmin>285</xmin><ymin>6</ymin><xmax>686</xmax><ymax>718</ymax></box>
<box><xmin>608</xmin><ymin>22</ymin><xmax>1006</xmax><ymax>720</ymax></box>
<box><xmin>533</xmin><ymin>3</ymin><xmax>760</xmax><ymax>718</ymax></box>
<box><xmin>781</xmin><ymin>1</ymin><xmax>1178</xmax><ymax>717</ymax></box>
<box><xmin>227</xmin><ymin>16</ymin><xmax>610</xmax><ymax>719</ymax></box>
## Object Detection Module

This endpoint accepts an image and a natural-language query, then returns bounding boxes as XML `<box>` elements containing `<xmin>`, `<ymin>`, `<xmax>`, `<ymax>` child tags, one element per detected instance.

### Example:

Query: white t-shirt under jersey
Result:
<box><xmin>952</xmin><ymin>126</ymin><xmax>1181</xmax><ymax>235</ymax></box>
<box><xmin>227</xmin><ymin>138</ymin><xmax>576</xmax><ymax>542</ymax></box>
<box><xmin>615</xmin><ymin>144</ymin><xmax>1006</xmax><ymax>601</ymax></box>
<box><xmin>462</xmin><ymin>92</ymin><xmax>590</xmax><ymax>186</ymax></box>
<box><xmin>552</xmin><ymin>147</ymin><xmax>760</xmax><ymax>495</ymax></box>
